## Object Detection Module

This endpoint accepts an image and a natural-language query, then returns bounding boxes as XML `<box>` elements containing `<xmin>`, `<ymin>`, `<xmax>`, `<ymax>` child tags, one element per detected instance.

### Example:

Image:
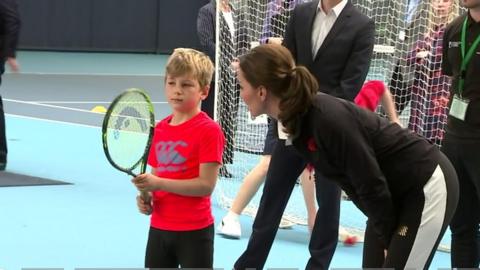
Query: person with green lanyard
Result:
<box><xmin>441</xmin><ymin>0</ymin><xmax>480</xmax><ymax>267</ymax></box>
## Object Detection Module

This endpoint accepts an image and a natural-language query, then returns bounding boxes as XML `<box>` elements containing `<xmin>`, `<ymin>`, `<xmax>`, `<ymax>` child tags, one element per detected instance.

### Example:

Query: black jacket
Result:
<box><xmin>0</xmin><ymin>0</ymin><xmax>21</xmax><ymax>59</ymax></box>
<box><xmin>196</xmin><ymin>0</ymin><xmax>248</xmax><ymax>63</ymax></box>
<box><xmin>283</xmin><ymin>0</ymin><xmax>375</xmax><ymax>101</ymax></box>
<box><xmin>293</xmin><ymin>93</ymin><xmax>440</xmax><ymax>245</ymax></box>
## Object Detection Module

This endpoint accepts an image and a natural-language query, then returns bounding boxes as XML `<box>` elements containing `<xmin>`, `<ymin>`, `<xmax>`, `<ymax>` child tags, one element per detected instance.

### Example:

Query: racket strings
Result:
<box><xmin>104</xmin><ymin>91</ymin><xmax>154</xmax><ymax>170</ymax></box>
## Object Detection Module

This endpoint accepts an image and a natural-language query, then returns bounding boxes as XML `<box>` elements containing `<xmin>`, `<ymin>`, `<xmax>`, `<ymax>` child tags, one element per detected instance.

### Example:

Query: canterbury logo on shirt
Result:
<box><xmin>155</xmin><ymin>141</ymin><xmax>187</xmax><ymax>172</ymax></box>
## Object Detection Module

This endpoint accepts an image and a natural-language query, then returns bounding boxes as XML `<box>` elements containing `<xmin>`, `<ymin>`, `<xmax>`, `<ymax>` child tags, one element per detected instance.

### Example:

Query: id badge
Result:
<box><xmin>449</xmin><ymin>94</ymin><xmax>469</xmax><ymax>121</ymax></box>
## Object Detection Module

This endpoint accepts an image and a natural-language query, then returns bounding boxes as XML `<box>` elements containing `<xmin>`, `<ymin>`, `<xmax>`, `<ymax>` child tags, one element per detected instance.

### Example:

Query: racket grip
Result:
<box><xmin>140</xmin><ymin>191</ymin><xmax>152</xmax><ymax>215</ymax></box>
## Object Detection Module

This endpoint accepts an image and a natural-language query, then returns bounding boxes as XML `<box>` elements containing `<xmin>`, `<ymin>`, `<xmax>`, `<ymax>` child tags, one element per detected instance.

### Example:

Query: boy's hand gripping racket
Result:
<box><xmin>102</xmin><ymin>88</ymin><xmax>155</xmax><ymax>213</ymax></box>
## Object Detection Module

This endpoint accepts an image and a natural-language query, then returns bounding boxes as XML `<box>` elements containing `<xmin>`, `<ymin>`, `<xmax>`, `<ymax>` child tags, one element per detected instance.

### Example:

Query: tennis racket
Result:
<box><xmin>102</xmin><ymin>88</ymin><xmax>155</xmax><ymax>210</ymax></box>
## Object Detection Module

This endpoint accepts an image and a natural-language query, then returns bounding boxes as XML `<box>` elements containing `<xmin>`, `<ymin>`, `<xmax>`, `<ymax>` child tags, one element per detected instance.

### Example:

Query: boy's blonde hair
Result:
<box><xmin>166</xmin><ymin>48</ymin><xmax>214</xmax><ymax>88</ymax></box>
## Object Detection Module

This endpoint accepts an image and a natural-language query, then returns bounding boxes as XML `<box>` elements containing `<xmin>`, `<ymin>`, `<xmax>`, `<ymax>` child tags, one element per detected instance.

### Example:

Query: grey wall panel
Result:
<box><xmin>46</xmin><ymin>0</ymin><xmax>92</xmax><ymax>50</ymax></box>
<box><xmin>17</xmin><ymin>0</ymin><xmax>209</xmax><ymax>53</ymax></box>
<box><xmin>156</xmin><ymin>0</ymin><xmax>209</xmax><ymax>54</ymax></box>
<box><xmin>91</xmin><ymin>0</ymin><xmax>158</xmax><ymax>52</ymax></box>
<box><xmin>18</xmin><ymin>0</ymin><xmax>57</xmax><ymax>49</ymax></box>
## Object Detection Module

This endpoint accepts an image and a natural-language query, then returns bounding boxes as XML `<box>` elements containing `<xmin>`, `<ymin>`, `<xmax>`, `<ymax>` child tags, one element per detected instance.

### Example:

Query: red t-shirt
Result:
<box><xmin>354</xmin><ymin>80</ymin><xmax>386</xmax><ymax>112</ymax></box>
<box><xmin>147</xmin><ymin>112</ymin><xmax>225</xmax><ymax>231</ymax></box>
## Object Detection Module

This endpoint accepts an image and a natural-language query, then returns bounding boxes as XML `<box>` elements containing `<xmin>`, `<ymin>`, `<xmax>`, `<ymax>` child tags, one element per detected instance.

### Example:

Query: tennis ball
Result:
<box><xmin>343</xmin><ymin>235</ymin><xmax>358</xmax><ymax>246</ymax></box>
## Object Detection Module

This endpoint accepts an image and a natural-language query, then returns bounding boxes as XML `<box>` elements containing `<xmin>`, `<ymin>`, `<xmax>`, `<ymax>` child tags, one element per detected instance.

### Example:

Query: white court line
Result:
<box><xmin>4</xmin><ymin>98</ymin><xmax>105</xmax><ymax>114</ymax></box>
<box><xmin>4</xmin><ymin>98</ymin><xmax>168</xmax><ymax>114</ymax></box>
<box><xmin>30</xmin><ymin>101</ymin><xmax>168</xmax><ymax>104</ymax></box>
<box><xmin>7</xmin><ymin>72</ymin><xmax>164</xmax><ymax>77</ymax></box>
<box><xmin>6</xmin><ymin>113</ymin><xmax>100</xmax><ymax>129</ymax></box>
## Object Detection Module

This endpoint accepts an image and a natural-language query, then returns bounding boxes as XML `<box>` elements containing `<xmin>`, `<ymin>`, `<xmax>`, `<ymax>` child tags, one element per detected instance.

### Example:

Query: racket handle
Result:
<box><xmin>140</xmin><ymin>191</ymin><xmax>152</xmax><ymax>215</ymax></box>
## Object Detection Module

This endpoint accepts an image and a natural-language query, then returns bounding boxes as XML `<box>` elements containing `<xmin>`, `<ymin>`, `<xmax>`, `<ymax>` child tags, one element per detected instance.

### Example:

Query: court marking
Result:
<box><xmin>6</xmin><ymin>114</ymin><xmax>101</xmax><ymax>129</ymax></box>
<box><xmin>4</xmin><ymin>98</ymin><xmax>170</xmax><ymax>129</ymax></box>
<box><xmin>4</xmin><ymin>98</ymin><xmax>168</xmax><ymax>113</ymax></box>
<box><xmin>7</xmin><ymin>72</ymin><xmax>164</xmax><ymax>77</ymax></box>
<box><xmin>4</xmin><ymin>98</ymin><xmax>107</xmax><ymax>115</ymax></box>
<box><xmin>16</xmin><ymin>101</ymin><xmax>168</xmax><ymax>104</ymax></box>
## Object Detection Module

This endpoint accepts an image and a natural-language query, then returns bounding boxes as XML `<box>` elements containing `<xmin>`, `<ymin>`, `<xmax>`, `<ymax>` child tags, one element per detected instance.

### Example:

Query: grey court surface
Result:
<box><xmin>2</xmin><ymin>50</ymin><xmax>171</xmax><ymax>126</ymax></box>
<box><xmin>3</xmin><ymin>74</ymin><xmax>168</xmax><ymax>127</ymax></box>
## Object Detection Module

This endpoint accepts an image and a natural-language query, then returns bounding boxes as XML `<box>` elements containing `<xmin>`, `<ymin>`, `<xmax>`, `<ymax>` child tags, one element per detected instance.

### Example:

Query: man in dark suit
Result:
<box><xmin>196</xmin><ymin>0</ymin><xmax>235</xmax><ymax>177</ymax></box>
<box><xmin>234</xmin><ymin>0</ymin><xmax>374</xmax><ymax>269</ymax></box>
<box><xmin>197</xmin><ymin>0</ymin><xmax>216</xmax><ymax>118</ymax></box>
<box><xmin>197</xmin><ymin>0</ymin><xmax>249</xmax><ymax>177</ymax></box>
<box><xmin>0</xmin><ymin>0</ymin><xmax>21</xmax><ymax>171</ymax></box>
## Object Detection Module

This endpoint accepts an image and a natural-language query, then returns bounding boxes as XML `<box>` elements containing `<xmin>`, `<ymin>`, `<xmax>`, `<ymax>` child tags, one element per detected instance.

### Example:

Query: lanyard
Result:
<box><xmin>459</xmin><ymin>16</ymin><xmax>480</xmax><ymax>97</ymax></box>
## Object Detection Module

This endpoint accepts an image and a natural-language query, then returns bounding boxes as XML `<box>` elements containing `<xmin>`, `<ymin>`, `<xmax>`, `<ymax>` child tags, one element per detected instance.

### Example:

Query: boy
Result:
<box><xmin>132</xmin><ymin>48</ymin><xmax>225</xmax><ymax>268</ymax></box>
<box><xmin>355</xmin><ymin>80</ymin><xmax>401</xmax><ymax>125</ymax></box>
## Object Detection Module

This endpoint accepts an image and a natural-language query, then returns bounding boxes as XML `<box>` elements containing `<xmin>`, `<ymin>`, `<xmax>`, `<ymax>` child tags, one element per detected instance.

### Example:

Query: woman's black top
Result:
<box><xmin>292</xmin><ymin>93</ymin><xmax>440</xmax><ymax>245</ymax></box>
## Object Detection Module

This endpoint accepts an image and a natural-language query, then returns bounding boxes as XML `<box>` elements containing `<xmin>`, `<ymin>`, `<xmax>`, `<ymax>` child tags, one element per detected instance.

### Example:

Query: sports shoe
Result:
<box><xmin>217</xmin><ymin>216</ymin><xmax>241</xmax><ymax>239</ymax></box>
<box><xmin>0</xmin><ymin>157</ymin><xmax>6</xmax><ymax>171</ymax></box>
<box><xmin>0</xmin><ymin>162</ymin><xmax>5</xmax><ymax>171</ymax></box>
<box><xmin>279</xmin><ymin>218</ymin><xmax>295</xmax><ymax>229</ymax></box>
<box><xmin>341</xmin><ymin>190</ymin><xmax>351</xmax><ymax>201</ymax></box>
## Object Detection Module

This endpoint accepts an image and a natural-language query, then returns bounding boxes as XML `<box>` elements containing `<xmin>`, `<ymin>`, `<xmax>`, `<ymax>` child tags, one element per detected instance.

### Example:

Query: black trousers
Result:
<box><xmin>442</xmin><ymin>133</ymin><xmax>480</xmax><ymax>268</ymax></box>
<box><xmin>144</xmin><ymin>225</ymin><xmax>214</xmax><ymax>268</ymax></box>
<box><xmin>0</xmin><ymin>61</ymin><xmax>7</xmax><ymax>162</ymax></box>
<box><xmin>234</xmin><ymin>135</ymin><xmax>340</xmax><ymax>269</ymax></box>
<box><xmin>217</xmin><ymin>72</ymin><xmax>240</xmax><ymax>165</ymax></box>
<box><xmin>389</xmin><ymin>61</ymin><xmax>412</xmax><ymax>115</ymax></box>
<box><xmin>201</xmin><ymin>80</ymin><xmax>215</xmax><ymax>120</ymax></box>
<box><xmin>363</xmin><ymin>151</ymin><xmax>458</xmax><ymax>269</ymax></box>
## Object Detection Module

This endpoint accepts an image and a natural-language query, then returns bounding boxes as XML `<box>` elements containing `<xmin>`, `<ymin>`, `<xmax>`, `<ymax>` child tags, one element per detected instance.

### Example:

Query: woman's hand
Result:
<box><xmin>416</xmin><ymin>50</ymin><xmax>429</xmax><ymax>59</ymax></box>
<box><xmin>267</xmin><ymin>37</ymin><xmax>283</xmax><ymax>45</ymax></box>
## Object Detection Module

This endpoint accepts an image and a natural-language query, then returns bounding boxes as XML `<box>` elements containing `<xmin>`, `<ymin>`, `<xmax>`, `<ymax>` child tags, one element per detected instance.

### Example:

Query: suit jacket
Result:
<box><xmin>196</xmin><ymin>0</ymin><xmax>248</xmax><ymax>63</ymax></box>
<box><xmin>0</xmin><ymin>0</ymin><xmax>20</xmax><ymax>60</ymax></box>
<box><xmin>283</xmin><ymin>0</ymin><xmax>375</xmax><ymax>101</ymax></box>
<box><xmin>197</xmin><ymin>1</ymin><xmax>216</xmax><ymax>62</ymax></box>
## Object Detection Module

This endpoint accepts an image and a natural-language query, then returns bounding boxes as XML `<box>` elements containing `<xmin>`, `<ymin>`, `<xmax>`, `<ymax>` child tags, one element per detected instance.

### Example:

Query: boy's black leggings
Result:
<box><xmin>145</xmin><ymin>225</ymin><xmax>214</xmax><ymax>268</ymax></box>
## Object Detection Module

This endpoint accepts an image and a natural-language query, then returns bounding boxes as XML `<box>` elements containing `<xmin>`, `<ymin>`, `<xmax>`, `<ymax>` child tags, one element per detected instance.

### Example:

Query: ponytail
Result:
<box><xmin>238</xmin><ymin>44</ymin><xmax>318</xmax><ymax>137</ymax></box>
<box><xmin>278</xmin><ymin>66</ymin><xmax>318</xmax><ymax>137</ymax></box>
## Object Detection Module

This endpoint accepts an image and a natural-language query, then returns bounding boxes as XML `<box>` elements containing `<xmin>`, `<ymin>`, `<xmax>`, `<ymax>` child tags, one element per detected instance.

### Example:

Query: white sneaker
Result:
<box><xmin>217</xmin><ymin>216</ymin><xmax>241</xmax><ymax>239</ymax></box>
<box><xmin>279</xmin><ymin>218</ymin><xmax>295</xmax><ymax>229</ymax></box>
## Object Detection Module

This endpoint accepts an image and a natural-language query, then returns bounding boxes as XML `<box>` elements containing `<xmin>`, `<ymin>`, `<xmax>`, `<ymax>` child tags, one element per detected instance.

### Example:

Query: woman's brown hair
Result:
<box><xmin>238</xmin><ymin>44</ymin><xmax>318</xmax><ymax>137</ymax></box>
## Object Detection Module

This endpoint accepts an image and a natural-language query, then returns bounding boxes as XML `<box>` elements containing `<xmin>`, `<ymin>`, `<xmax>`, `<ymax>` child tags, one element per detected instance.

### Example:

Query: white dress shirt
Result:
<box><xmin>311</xmin><ymin>0</ymin><xmax>348</xmax><ymax>58</ymax></box>
<box><xmin>222</xmin><ymin>11</ymin><xmax>235</xmax><ymax>39</ymax></box>
<box><xmin>405</xmin><ymin>0</ymin><xmax>420</xmax><ymax>24</ymax></box>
